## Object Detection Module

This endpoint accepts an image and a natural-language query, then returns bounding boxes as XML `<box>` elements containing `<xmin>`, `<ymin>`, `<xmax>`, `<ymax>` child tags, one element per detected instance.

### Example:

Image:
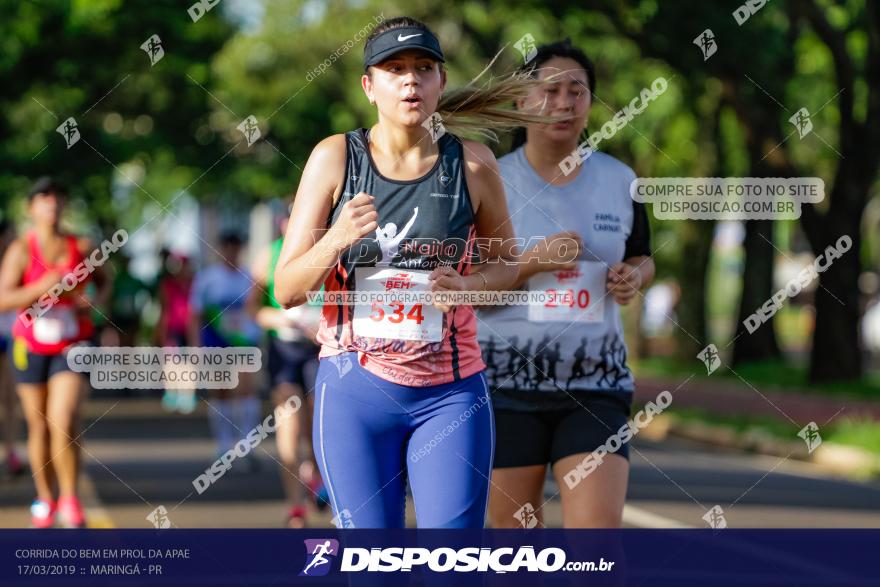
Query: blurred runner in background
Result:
<box><xmin>156</xmin><ymin>252</ymin><xmax>196</xmax><ymax>413</ymax></box>
<box><xmin>0</xmin><ymin>177</ymin><xmax>112</xmax><ymax>528</ymax></box>
<box><xmin>188</xmin><ymin>231</ymin><xmax>261</xmax><ymax>469</ymax></box>
<box><xmin>106</xmin><ymin>253</ymin><xmax>150</xmax><ymax>347</ymax></box>
<box><xmin>248</xmin><ymin>201</ymin><xmax>325</xmax><ymax>527</ymax></box>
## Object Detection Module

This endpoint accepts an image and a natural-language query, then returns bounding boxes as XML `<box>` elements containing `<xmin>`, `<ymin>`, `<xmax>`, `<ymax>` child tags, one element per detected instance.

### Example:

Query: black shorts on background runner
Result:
<box><xmin>267</xmin><ymin>338</ymin><xmax>318</xmax><ymax>388</ymax></box>
<box><xmin>492</xmin><ymin>391</ymin><xmax>632</xmax><ymax>468</ymax></box>
<box><xmin>11</xmin><ymin>340</ymin><xmax>85</xmax><ymax>385</ymax></box>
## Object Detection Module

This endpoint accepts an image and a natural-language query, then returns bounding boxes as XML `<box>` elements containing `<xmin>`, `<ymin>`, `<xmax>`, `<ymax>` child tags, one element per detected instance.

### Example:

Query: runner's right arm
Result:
<box><xmin>273</xmin><ymin>134</ymin><xmax>379</xmax><ymax>308</ymax></box>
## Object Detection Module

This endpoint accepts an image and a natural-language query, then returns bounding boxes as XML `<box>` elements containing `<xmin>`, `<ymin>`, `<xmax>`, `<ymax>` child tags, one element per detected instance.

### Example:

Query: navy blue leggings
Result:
<box><xmin>313</xmin><ymin>352</ymin><xmax>494</xmax><ymax>528</ymax></box>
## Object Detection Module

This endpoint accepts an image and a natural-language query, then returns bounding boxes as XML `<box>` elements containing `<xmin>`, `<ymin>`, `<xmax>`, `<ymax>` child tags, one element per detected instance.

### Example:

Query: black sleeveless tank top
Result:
<box><xmin>316</xmin><ymin>127</ymin><xmax>486</xmax><ymax>385</ymax></box>
<box><xmin>328</xmin><ymin>127</ymin><xmax>476</xmax><ymax>270</ymax></box>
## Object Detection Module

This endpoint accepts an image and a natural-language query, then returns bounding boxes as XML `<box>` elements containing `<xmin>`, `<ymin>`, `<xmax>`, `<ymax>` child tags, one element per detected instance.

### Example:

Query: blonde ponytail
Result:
<box><xmin>437</xmin><ymin>49</ymin><xmax>566</xmax><ymax>142</ymax></box>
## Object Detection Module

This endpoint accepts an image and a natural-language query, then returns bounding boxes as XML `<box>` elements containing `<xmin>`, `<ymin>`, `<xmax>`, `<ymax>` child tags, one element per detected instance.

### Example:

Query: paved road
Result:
<box><xmin>1</xmin><ymin>398</ymin><xmax>879</xmax><ymax>529</ymax></box>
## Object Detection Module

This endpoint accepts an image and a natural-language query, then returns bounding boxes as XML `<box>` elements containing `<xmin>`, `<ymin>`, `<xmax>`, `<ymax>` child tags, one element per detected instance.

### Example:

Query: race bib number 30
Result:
<box><xmin>352</xmin><ymin>267</ymin><xmax>442</xmax><ymax>342</ymax></box>
<box><xmin>527</xmin><ymin>261</ymin><xmax>606</xmax><ymax>323</ymax></box>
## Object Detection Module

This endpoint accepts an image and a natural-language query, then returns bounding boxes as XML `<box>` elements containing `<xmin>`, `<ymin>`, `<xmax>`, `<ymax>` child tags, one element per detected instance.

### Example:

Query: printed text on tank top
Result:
<box><xmin>315</xmin><ymin>128</ymin><xmax>486</xmax><ymax>385</ymax></box>
<box><xmin>477</xmin><ymin>148</ymin><xmax>647</xmax><ymax>397</ymax></box>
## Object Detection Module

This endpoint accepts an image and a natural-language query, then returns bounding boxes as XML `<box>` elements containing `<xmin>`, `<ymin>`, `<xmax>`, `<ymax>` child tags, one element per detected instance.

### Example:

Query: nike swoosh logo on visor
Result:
<box><xmin>397</xmin><ymin>33</ymin><xmax>422</xmax><ymax>42</ymax></box>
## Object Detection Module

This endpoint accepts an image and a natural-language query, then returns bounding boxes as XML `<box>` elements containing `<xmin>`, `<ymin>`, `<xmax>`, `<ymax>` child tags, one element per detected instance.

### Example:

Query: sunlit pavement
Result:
<box><xmin>1</xmin><ymin>398</ymin><xmax>879</xmax><ymax>529</ymax></box>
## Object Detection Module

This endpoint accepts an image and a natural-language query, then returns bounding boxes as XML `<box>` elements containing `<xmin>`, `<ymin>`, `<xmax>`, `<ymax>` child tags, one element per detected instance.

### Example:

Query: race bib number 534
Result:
<box><xmin>527</xmin><ymin>261</ymin><xmax>606</xmax><ymax>323</ymax></box>
<box><xmin>352</xmin><ymin>267</ymin><xmax>443</xmax><ymax>342</ymax></box>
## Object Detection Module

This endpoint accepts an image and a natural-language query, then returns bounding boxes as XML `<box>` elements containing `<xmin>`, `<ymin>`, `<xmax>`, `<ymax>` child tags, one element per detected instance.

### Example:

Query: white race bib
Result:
<box><xmin>527</xmin><ymin>261</ymin><xmax>606</xmax><ymax>323</ymax></box>
<box><xmin>352</xmin><ymin>267</ymin><xmax>443</xmax><ymax>342</ymax></box>
<box><xmin>33</xmin><ymin>307</ymin><xmax>79</xmax><ymax>344</ymax></box>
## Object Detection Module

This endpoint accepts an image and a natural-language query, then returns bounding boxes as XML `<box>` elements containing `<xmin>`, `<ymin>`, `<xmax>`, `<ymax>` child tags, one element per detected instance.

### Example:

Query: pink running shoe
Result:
<box><xmin>57</xmin><ymin>496</ymin><xmax>86</xmax><ymax>528</ymax></box>
<box><xmin>30</xmin><ymin>499</ymin><xmax>56</xmax><ymax>529</ymax></box>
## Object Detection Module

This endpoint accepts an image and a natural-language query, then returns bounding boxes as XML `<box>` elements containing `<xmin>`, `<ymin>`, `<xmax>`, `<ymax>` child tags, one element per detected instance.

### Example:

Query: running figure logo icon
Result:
<box><xmin>146</xmin><ymin>505</ymin><xmax>172</xmax><ymax>529</ymax></box>
<box><xmin>514</xmin><ymin>33</ymin><xmax>538</xmax><ymax>64</ymax></box>
<box><xmin>422</xmin><ymin>112</ymin><xmax>446</xmax><ymax>142</ymax></box>
<box><xmin>789</xmin><ymin>107</ymin><xmax>813</xmax><ymax>139</ymax></box>
<box><xmin>514</xmin><ymin>503</ymin><xmax>539</xmax><ymax>529</ymax></box>
<box><xmin>331</xmin><ymin>508</ymin><xmax>355</xmax><ymax>528</ymax></box>
<box><xmin>237</xmin><ymin>115</ymin><xmax>262</xmax><ymax>147</ymax></box>
<box><xmin>798</xmin><ymin>421</ymin><xmax>822</xmax><ymax>453</ymax></box>
<box><xmin>697</xmin><ymin>344</ymin><xmax>721</xmax><ymax>375</ymax></box>
<box><xmin>56</xmin><ymin>117</ymin><xmax>80</xmax><ymax>149</ymax></box>
<box><xmin>702</xmin><ymin>505</ymin><xmax>727</xmax><ymax>529</ymax></box>
<box><xmin>375</xmin><ymin>207</ymin><xmax>418</xmax><ymax>266</ymax></box>
<box><xmin>693</xmin><ymin>29</ymin><xmax>717</xmax><ymax>61</ymax></box>
<box><xmin>299</xmin><ymin>539</ymin><xmax>340</xmax><ymax>577</ymax></box>
<box><xmin>140</xmin><ymin>34</ymin><xmax>165</xmax><ymax>66</ymax></box>
<box><xmin>328</xmin><ymin>355</ymin><xmax>352</xmax><ymax>378</ymax></box>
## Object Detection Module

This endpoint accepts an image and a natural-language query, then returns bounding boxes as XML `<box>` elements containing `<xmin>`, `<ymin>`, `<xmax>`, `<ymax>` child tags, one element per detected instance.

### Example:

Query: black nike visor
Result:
<box><xmin>363</xmin><ymin>26</ymin><xmax>445</xmax><ymax>70</ymax></box>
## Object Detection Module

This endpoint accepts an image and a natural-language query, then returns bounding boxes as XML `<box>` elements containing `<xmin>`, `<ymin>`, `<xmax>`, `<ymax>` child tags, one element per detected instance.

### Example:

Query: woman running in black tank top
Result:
<box><xmin>272</xmin><ymin>17</ymin><xmax>557</xmax><ymax>527</ymax></box>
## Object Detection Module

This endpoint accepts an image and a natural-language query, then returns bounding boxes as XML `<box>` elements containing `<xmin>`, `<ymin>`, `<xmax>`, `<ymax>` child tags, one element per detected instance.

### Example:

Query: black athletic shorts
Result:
<box><xmin>492</xmin><ymin>391</ymin><xmax>632</xmax><ymax>468</ymax></box>
<box><xmin>10</xmin><ymin>339</ymin><xmax>86</xmax><ymax>385</ymax></box>
<box><xmin>267</xmin><ymin>337</ymin><xmax>318</xmax><ymax>388</ymax></box>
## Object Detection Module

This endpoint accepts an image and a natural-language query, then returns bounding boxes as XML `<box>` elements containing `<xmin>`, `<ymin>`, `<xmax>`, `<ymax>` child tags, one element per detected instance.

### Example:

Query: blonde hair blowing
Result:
<box><xmin>436</xmin><ymin>49</ymin><xmax>568</xmax><ymax>142</ymax></box>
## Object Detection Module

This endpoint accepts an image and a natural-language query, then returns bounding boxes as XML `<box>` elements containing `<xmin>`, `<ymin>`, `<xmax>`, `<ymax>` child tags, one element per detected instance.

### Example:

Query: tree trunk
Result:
<box><xmin>788</xmin><ymin>0</ymin><xmax>879</xmax><ymax>381</ymax></box>
<box><xmin>732</xmin><ymin>221</ymin><xmax>782</xmax><ymax>364</ymax></box>
<box><xmin>806</xmin><ymin>180</ymin><xmax>864</xmax><ymax>383</ymax></box>
<box><xmin>675</xmin><ymin>221</ymin><xmax>715</xmax><ymax>360</ymax></box>
<box><xmin>726</xmin><ymin>83</ymin><xmax>789</xmax><ymax>366</ymax></box>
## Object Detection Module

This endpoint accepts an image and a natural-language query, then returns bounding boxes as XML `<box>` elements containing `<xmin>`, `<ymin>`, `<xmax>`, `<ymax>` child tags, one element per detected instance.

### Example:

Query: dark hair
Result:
<box><xmin>28</xmin><ymin>176</ymin><xmax>68</xmax><ymax>200</ymax></box>
<box><xmin>219</xmin><ymin>231</ymin><xmax>244</xmax><ymax>246</ymax></box>
<box><xmin>510</xmin><ymin>39</ymin><xmax>597</xmax><ymax>150</ymax></box>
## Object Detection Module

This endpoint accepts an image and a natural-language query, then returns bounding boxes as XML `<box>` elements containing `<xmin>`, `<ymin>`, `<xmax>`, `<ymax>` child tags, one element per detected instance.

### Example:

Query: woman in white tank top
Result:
<box><xmin>478</xmin><ymin>40</ymin><xmax>655</xmax><ymax>529</ymax></box>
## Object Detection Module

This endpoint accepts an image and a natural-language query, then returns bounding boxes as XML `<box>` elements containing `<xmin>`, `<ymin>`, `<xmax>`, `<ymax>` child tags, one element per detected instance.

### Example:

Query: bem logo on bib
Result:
<box><xmin>554</xmin><ymin>270</ymin><xmax>582</xmax><ymax>282</ymax></box>
<box><xmin>383</xmin><ymin>273</ymin><xmax>416</xmax><ymax>291</ymax></box>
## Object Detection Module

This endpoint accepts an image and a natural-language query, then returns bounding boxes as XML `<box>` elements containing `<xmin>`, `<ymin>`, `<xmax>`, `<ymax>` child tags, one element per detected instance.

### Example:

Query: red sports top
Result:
<box><xmin>12</xmin><ymin>232</ymin><xmax>94</xmax><ymax>354</ymax></box>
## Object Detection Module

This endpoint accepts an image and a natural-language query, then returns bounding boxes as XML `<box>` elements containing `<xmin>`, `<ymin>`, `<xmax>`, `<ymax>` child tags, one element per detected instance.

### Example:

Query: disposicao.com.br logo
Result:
<box><xmin>299</xmin><ymin>541</ymin><xmax>614</xmax><ymax>575</ymax></box>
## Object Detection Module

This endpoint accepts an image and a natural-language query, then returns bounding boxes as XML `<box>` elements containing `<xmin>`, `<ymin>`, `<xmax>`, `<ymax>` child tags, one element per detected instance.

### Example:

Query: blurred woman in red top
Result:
<box><xmin>0</xmin><ymin>177</ymin><xmax>111</xmax><ymax>528</ymax></box>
